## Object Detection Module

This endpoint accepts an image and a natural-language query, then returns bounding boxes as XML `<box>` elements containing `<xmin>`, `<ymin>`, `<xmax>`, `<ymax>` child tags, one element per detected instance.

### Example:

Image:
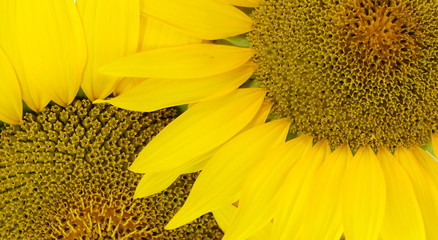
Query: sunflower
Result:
<box><xmin>0</xmin><ymin>1</ymin><xmax>224</xmax><ymax>239</ymax></box>
<box><xmin>98</xmin><ymin>0</ymin><xmax>438</xmax><ymax>239</ymax></box>
<box><xmin>0</xmin><ymin>100</ymin><xmax>224</xmax><ymax>239</ymax></box>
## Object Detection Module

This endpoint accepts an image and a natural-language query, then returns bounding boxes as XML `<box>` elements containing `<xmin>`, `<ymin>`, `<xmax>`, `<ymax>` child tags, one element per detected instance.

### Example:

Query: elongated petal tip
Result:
<box><xmin>14</xmin><ymin>1</ymin><xmax>87</xmax><ymax>107</ymax></box>
<box><xmin>99</xmin><ymin>44</ymin><xmax>254</xmax><ymax>79</ymax></box>
<box><xmin>99</xmin><ymin>63</ymin><xmax>256</xmax><ymax>112</ymax></box>
<box><xmin>78</xmin><ymin>0</ymin><xmax>140</xmax><ymax>100</ymax></box>
<box><xmin>166</xmin><ymin>119</ymin><xmax>290</xmax><ymax>230</ymax></box>
<box><xmin>92</xmin><ymin>99</ymin><xmax>107</xmax><ymax>104</ymax></box>
<box><xmin>342</xmin><ymin>145</ymin><xmax>386</xmax><ymax>240</ymax></box>
<box><xmin>134</xmin><ymin>172</ymin><xmax>179</xmax><ymax>199</ymax></box>
<box><xmin>377</xmin><ymin>147</ymin><xmax>426</xmax><ymax>240</ymax></box>
<box><xmin>141</xmin><ymin>0</ymin><xmax>253</xmax><ymax>40</ymax></box>
<box><xmin>0</xmin><ymin>47</ymin><xmax>22</xmax><ymax>125</ymax></box>
<box><xmin>128</xmin><ymin>89</ymin><xmax>265</xmax><ymax>174</ymax></box>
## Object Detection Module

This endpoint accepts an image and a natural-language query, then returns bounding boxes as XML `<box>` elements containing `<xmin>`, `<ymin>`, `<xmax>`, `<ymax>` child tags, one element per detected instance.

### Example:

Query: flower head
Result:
<box><xmin>0</xmin><ymin>100</ymin><xmax>223</xmax><ymax>239</ymax></box>
<box><xmin>0</xmin><ymin>1</ymin><xmax>226</xmax><ymax>238</ymax></box>
<box><xmin>99</xmin><ymin>0</ymin><xmax>438</xmax><ymax>239</ymax></box>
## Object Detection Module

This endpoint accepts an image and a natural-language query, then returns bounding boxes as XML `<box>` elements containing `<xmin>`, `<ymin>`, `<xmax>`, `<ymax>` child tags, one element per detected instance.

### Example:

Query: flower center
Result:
<box><xmin>0</xmin><ymin>100</ymin><xmax>223</xmax><ymax>239</ymax></box>
<box><xmin>250</xmin><ymin>0</ymin><xmax>438</xmax><ymax>150</ymax></box>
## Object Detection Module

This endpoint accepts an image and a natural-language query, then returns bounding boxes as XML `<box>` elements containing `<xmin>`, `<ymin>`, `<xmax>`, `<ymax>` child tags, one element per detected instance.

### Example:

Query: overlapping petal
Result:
<box><xmin>166</xmin><ymin>119</ymin><xmax>290</xmax><ymax>229</ymax></box>
<box><xmin>100</xmin><ymin>44</ymin><xmax>254</xmax><ymax>79</ymax></box>
<box><xmin>139</xmin><ymin>15</ymin><xmax>204</xmax><ymax>51</ymax></box>
<box><xmin>213</xmin><ymin>204</ymin><xmax>272</xmax><ymax>240</ymax></box>
<box><xmin>411</xmin><ymin>146</ymin><xmax>438</xmax><ymax>190</ymax></box>
<box><xmin>341</xmin><ymin>146</ymin><xmax>386</xmax><ymax>240</ymax></box>
<box><xmin>222</xmin><ymin>136</ymin><xmax>313</xmax><ymax>240</ymax></box>
<box><xmin>140</xmin><ymin>0</ymin><xmax>252</xmax><ymax>40</ymax></box>
<box><xmin>294</xmin><ymin>144</ymin><xmax>351</xmax><ymax>240</ymax></box>
<box><xmin>96</xmin><ymin>63</ymin><xmax>256</xmax><ymax>112</ymax></box>
<box><xmin>77</xmin><ymin>0</ymin><xmax>140</xmax><ymax>101</ymax></box>
<box><xmin>0</xmin><ymin>47</ymin><xmax>22</xmax><ymax>125</ymax></box>
<box><xmin>378</xmin><ymin>148</ymin><xmax>425</xmax><ymax>240</ymax></box>
<box><xmin>12</xmin><ymin>0</ymin><xmax>86</xmax><ymax>110</ymax></box>
<box><xmin>216</xmin><ymin>0</ymin><xmax>260</xmax><ymax>7</ymax></box>
<box><xmin>396</xmin><ymin>147</ymin><xmax>438</xmax><ymax>239</ymax></box>
<box><xmin>114</xmin><ymin>14</ymin><xmax>205</xmax><ymax>95</ymax></box>
<box><xmin>133</xmin><ymin>101</ymin><xmax>273</xmax><ymax>200</ymax></box>
<box><xmin>272</xmin><ymin>140</ymin><xmax>330</xmax><ymax>240</ymax></box>
<box><xmin>129</xmin><ymin>89</ymin><xmax>265</xmax><ymax>174</ymax></box>
<box><xmin>134</xmin><ymin>158</ymin><xmax>206</xmax><ymax>198</ymax></box>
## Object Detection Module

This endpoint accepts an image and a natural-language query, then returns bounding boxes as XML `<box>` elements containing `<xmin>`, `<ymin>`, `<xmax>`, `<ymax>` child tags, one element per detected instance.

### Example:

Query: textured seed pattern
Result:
<box><xmin>0</xmin><ymin>99</ymin><xmax>224</xmax><ymax>239</ymax></box>
<box><xmin>250</xmin><ymin>0</ymin><xmax>438</xmax><ymax>150</ymax></box>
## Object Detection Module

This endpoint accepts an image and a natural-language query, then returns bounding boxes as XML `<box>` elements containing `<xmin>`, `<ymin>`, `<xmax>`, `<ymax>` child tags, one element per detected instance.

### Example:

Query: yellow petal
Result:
<box><xmin>129</xmin><ymin>89</ymin><xmax>265</xmax><ymax>173</ymax></box>
<box><xmin>166</xmin><ymin>119</ymin><xmax>290</xmax><ymax>229</ymax></box>
<box><xmin>134</xmin><ymin>172</ymin><xmax>179</xmax><ymax>199</ymax></box>
<box><xmin>95</xmin><ymin>63</ymin><xmax>255</xmax><ymax>112</ymax></box>
<box><xmin>297</xmin><ymin>144</ymin><xmax>352</xmax><ymax>240</ymax></box>
<box><xmin>212</xmin><ymin>204</ymin><xmax>237</xmax><ymax>232</ymax></box>
<box><xmin>341</xmin><ymin>146</ymin><xmax>386</xmax><ymax>240</ymax></box>
<box><xmin>140</xmin><ymin>0</ymin><xmax>252</xmax><ymax>40</ymax></box>
<box><xmin>216</xmin><ymin>0</ymin><xmax>260</xmax><ymax>7</ymax></box>
<box><xmin>113</xmin><ymin>78</ymin><xmax>145</xmax><ymax>96</ymax></box>
<box><xmin>272</xmin><ymin>140</ymin><xmax>331</xmax><ymax>240</ymax></box>
<box><xmin>77</xmin><ymin>0</ymin><xmax>140</xmax><ymax>101</ymax></box>
<box><xmin>242</xmin><ymin>103</ymin><xmax>271</xmax><ymax>130</ymax></box>
<box><xmin>0</xmin><ymin>47</ymin><xmax>22</xmax><ymax>124</ymax></box>
<box><xmin>114</xmin><ymin>14</ymin><xmax>205</xmax><ymax>96</ymax></box>
<box><xmin>222</xmin><ymin>135</ymin><xmax>313</xmax><ymax>240</ymax></box>
<box><xmin>411</xmin><ymin>146</ymin><xmax>438</xmax><ymax>190</ymax></box>
<box><xmin>213</xmin><ymin>204</ymin><xmax>272</xmax><ymax>240</ymax></box>
<box><xmin>139</xmin><ymin>15</ymin><xmax>204</xmax><ymax>51</ymax></box>
<box><xmin>0</xmin><ymin>2</ymin><xmax>49</xmax><ymax>112</ymax></box>
<box><xmin>396</xmin><ymin>147</ymin><xmax>438</xmax><ymax>240</ymax></box>
<box><xmin>377</xmin><ymin>147</ymin><xmax>425</xmax><ymax>240</ymax></box>
<box><xmin>432</xmin><ymin>133</ymin><xmax>438</xmax><ymax>157</ymax></box>
<box><xmin>133</xmin><ymin>155</ymin><xmax>208</xmax><ymax>199</ymax></box>
<box><xmin>13</xmin><ymin>0</ymin><xmax>86</xmax><ymax>110</ymax></box>
<box><xmin>100</xmin><ymin>44</ymin><xmax>254</xmax><ymax>79</ymax></box>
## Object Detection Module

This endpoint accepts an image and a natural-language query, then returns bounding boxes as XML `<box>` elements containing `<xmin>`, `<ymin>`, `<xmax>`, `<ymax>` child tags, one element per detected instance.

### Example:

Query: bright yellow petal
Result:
<box><xmin>272</xmin><ymin>140</ymin><xmax>331</xmax><ymax>240</ymax></box>
<box><xmin>212</xmin><ymin>204</ymin><xmax>236</xmax><ymax>232</ymax></box>
<box><xmin>100</xmin><ymin>44</ymin><xmax>254</xmax><ymax>79</ymax></box>
<box><xmin>341</xmin><ymin>146</ymin><xmax>386</xmax><ymax>240</ymax></box>
<box><xmin>411</xmin><ymin>146</ymin><xmax>438</xmax><ymax>190</ymax></box>
<box><xmin>95</xmin><ymin>63</ymin><xmax>255</xmax><ymax>111</ymax></box>
<box><xmin>139</xmin><ymin>15</ymin><xmax>204</xmax><ymax>51</ymax></box>
<box><xmin>297</xmin><ymin>144</ymin><xmax>351</xmax><ymax>240</ymax></box>
<box><xmin>77</xmin><ymin>0</ymin><xmax>139</xmax><ymax>101</ymax></box>
<box><xmin>129</xmin><ymin>89</ymin><xmax>265</xmax><ymax>173</ymax></box>
<box><xmin>0</xmin><ymin>2</ymin><xmax>48</xmax><ymax>112</ymax></box>
<box><xmin>0</xmin><ymin>47</ymin><xmax>22</xmax><ymax>124</ymax></box>
<box><xmin>213</xmin><ymin>204</ymin><xmax>272</xmax><ymax>240</ymax></box>
<box><xmin>166</xmin><ymin>119</ymin><xmax>290</xmax><ymax>229</ymax></box>
<box><xmin>13</xmin><ymin>0</ymin><xmax>86</xmax><ymax>110</ymax></box>
<box><xmin>133</xmin><ymin>155</ymin><xmax>208</xmax><ymax>199</ymax></box>
<box><xmin>216</xmin><ymin>0</ymin><xmax>259</xmax><ymax>7</ymax></box>
<box><xmin>222</xmin><ymin>136</ymin><xmax>313</xmax><ymax>240</ymax></box>
<box><xmin>396</xmin><ymin>147</ymin><xmax>438</xmax><ymax>240</ymax></box>
<box><xmin>377</xmin><ymin>147</ymin><xmax>425</xmax><ymax>240</ymax></box>
<box><xmin>134</xmin><ymin>172</ymin><xmax>179</xmax><ymax>199</ymax></box>
<box><xmin>140</xmin><ymin>0</ymin><xmax>252</xmax><ymax>40</ymax></box>
<box><xmin>135</xmin><ymin>125</ymin><xmax>256</xmax><ymax>200</ymax></box>
<box><xmin>241</xmin><ymin>103</ymin><xmax>271</xmax><ymax>130</ymax></box>
<box><xmin>113</xmin><ymin>78</ymin><xmax>145</xmax><ymax>96</ymax></box>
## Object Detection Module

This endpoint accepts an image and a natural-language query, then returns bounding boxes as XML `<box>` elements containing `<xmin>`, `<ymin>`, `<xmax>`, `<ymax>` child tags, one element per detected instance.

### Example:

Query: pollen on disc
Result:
<box><xmin>0</xmin><ymin>99</ymin><xmax>224</xmax><ymax>239</ymax></box>
<box><xmin>250</xmin><ymin>0</ymin><xmax>438</xmax><ymax>150</ymax></box>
